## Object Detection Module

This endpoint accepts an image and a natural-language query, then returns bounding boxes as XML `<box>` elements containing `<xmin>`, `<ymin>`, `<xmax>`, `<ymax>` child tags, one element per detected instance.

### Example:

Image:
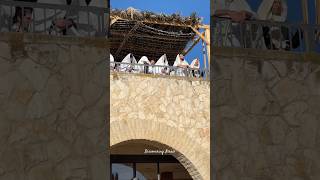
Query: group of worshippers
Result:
<box><xmin>110</xmin><ymin>53</ymin><xmax>201</xmax><ymax>77</ymax></box>
<box><xmin>0</xmin><ymin>0</ymin><xmax>105</xmax><ymax>36</ymax></box>
<box><xmin>213</xmin><ymin>0</ymin><xmax>301</xmax><ymax>50</ymax></box>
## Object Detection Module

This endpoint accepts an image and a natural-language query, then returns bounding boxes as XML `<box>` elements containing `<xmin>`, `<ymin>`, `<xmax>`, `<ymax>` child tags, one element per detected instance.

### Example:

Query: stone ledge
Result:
<box><xmin>0</xmin><ymin>32</ymin><xmax>109</xmax><ymax>48</ymax></box>
<box><xmin>212</xmin><ymin>47</ymin><xmax>320</xmax><ymax>63</ymax></box>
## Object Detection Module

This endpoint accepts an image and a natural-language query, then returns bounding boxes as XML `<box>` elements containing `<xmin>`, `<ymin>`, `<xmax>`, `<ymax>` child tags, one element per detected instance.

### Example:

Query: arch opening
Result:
<box><xmin>110</xmin><ymin>139</ymin><xmax>199</xmax><ymax>180</ymax></box>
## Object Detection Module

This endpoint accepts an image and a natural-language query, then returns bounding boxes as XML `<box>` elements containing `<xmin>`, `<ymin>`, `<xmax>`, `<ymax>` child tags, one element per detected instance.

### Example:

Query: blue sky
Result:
<box><xmin>111</xmin><ymin>0</ymin><xmax>210</xmax><ymax>67</ymax></box>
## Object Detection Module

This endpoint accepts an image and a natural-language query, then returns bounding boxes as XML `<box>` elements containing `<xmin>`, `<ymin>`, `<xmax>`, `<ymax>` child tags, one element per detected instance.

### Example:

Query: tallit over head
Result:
<box><xmin>173</xmin><ymin>54</ymin><xmax>181</xmax><ymax>67</ymax></box>
<box><xmin>138</xmin><ymin>56</ymin><xmax>150</xmax><ymax>64</ymax></box>
<box><xmin>190</xmin><ymin>58</ymin><xmax>200</xmax><ymax>69</ymax></box>
<box><xmin>155</xmin><ymin>54</ymin><xmax>168</xmax><ymax>66</ymax></box>
<box><xmin>137</xmin><ymin>56</ymin><xmax>150</xmax><ymax>72</ymax></box>
<box><xmin>121</xmin><ymin>53</ymin><xmax>137</xmax><ymax>64</ymax></box>
<box><xmin>215</xmin><ymin>0</ymin><xmax>255</xmax><ymax>15</ymax></box>
<box><xmin>257</xmin><ymin>0</ymin><xmax>287</xmax><ymax>22</ymax></box>
<box><xmin>110</xmin><ymin>54</ymin><xmax>114</xmax><ymax>62</ymax></box>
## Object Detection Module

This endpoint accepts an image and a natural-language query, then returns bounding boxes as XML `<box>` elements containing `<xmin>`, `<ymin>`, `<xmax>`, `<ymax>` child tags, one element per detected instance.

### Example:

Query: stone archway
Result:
<box><xmin>110</xmin><ymin>119</ymin><xmax>209</xmax><ymax>180</ymax></box>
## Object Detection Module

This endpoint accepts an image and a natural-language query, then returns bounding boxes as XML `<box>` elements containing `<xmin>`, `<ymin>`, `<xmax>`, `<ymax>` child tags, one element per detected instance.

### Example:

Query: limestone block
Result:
<box><xmin>61</xmin><ymin>63</ymin><xmax>82</xmax><ymax>94</ymax></box>
<box><xmin>45</xmin><ymin>75</ymin><xmax>63</xmax><ymax>109</ymax></box>
<box><xmin>272</xmin><ymin>78</ymin><xmax>307</xmax><ymax>104</ymax></box>
<box><xmin>19</xmin><ymin>58</ymin><xmax>50</xmax><ymax>91</ymax></box>
<box><xmin>298</xmin><ymin>114</ymin><xmax>318</xmax><ymax>147</ymax></box>
<box><xmin>26</xmin><ymin>92</ymin><xmax>52</xmax><ymax>119</ymax></box>
<box><xmin>65</xmin><ymin>94</ymin><xmax>85</xmax><ymax>117</ymax></box>
<box><xmin>283</xmin><ymin>101</ymin><xmax>308</xmax><ymax>126</ymax></box>
<box><xmin>55</xmin><ymin>158</ymin><xmax>89</xmax><ymax>180</ymax></box>
<box><xmin>47</xmin><ymin>139</ymin><xmax>70</xmax><ymax>163</ymax></box>
<box><xmin>82</xmin><ymin>81</ymin><xmax>103</xmax><ymax>105</ymax></box>
<box><xmin>0</xmin><ymin>42</ymin><xmax>11</xmax><ymax>60</ymax></box>
<box><xmin>27</xmin><ymin>162</ymin><xmax>55</xmax><ymax>180</ymax></box>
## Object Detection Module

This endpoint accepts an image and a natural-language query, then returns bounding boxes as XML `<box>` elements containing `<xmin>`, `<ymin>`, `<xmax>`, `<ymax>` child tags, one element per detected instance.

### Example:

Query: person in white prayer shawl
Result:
<box><xmin>154</xmin><ymin>54</ymin><xmax>169</xmax><ymax>75</ymax></box>
<box><xmin>137</xmin><ymin>56</ymin><xmax>150</xmax><ymax>73</ymax></box>
<box><xmin>257</xmin><ymin>0</ymin><xmax>290</xmax><ymax>50</ymax></box>
<box><xmin>173</xmin><ymin>54</ymin><xmax>189</xmax><ymax>77</ymax></box>
<box><xmin>120</xmin><ymin>53</ymin><xmax>137</xmax><ymax>72</ymax></box>
<box><xmin>110</xmin><ymin>54</ymin><xmax>115</xmax><ymax>71</ymax></box>
<box><xmin>213</xmin><ymin>0</ymin><xmax>256</xmax><ymax>47</ymax></box>
<box><xmin>148</xmin><ymin>59</ymin><xmax>156</xmax><ymax>74</ymax></box>
<box><xmin>190</xmin><ymin>58</ymin><xmax>200</xmax><ymax>77</ymax></box>
<box><xmin>33</xmin><ymin>0</ymin><xmax>105</xmax><ymax>36</ymax></box>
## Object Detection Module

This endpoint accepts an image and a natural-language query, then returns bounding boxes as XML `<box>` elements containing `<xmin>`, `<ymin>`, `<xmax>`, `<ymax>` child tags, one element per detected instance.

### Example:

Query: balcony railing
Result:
<box><xmin>111</xmin><ymin>62</ymin><xmax>210</xmax><ymax>80</ymax></box>
<box><xmin>212</xmin><ymin>17</ymin><xmax>320</xmax><ymax>53</ymax></box>
<box><xmin>0</xmin><ymin>0</ymin><xmax>108</xmax><ymax>37</ymax></box>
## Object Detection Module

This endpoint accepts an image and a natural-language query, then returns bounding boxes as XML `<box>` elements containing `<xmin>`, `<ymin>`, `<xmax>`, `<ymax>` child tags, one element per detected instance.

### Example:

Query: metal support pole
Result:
<box><xmin>202</xmin><ymin>40</ymin><xmax>208</xmax><ymax>79</ymax></box>
<box><xmin>301</xmin><ymin>0</ymin><xmax>311</xmax><ymax>51</ymax></box>
<box><xmin>157</xmin><ymin>162</ymin><xmax>160</xmax><ymax>180</ymax></box>
<box><xmin>133</xmin><ymin>163</ymin><xmax>136</xmax><ymax>179</ymax></box>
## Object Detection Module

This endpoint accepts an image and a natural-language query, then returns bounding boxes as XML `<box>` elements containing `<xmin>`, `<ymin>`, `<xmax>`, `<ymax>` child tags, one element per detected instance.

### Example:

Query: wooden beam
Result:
<box><xmin>114</xmin><ymin>22</ymin><xmax>141</xmax><ymax>57</ymax></box>
<box><xmin>317</xmin><ymin>0</ymin><xmax>320</xmax><ymax>24</ymax></box>
<box><xmin>301</xmin><ymin>0</ymin><xmax>309</xmax><ymax>24</ymax></box>
<box><xmin>189</xmin><ymin>26</ymin><xmax>210</xmax><ymax>45</ymax></box>
<box><xmin>182</xmin><ymin>32</ymin><xmax>204</xmax><ymax>56</ymax></box>
<box><xmin>205</xmin><ymin>28</ymin><xmax>211</xmax><ymax>66</ymax></box>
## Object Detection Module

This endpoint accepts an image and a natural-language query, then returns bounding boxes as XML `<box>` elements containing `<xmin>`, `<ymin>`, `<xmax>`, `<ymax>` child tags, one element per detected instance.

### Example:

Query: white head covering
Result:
<box><xmin>137</xmin><ymin>56</ymin><xmax>150</xmax><ymax>72</ymax></box>
<box><xmin>173</xmin><ymin>54</ymin><xmax>180</xmax><ymax>67</ymax></box>
<box><xmin>110</xmin><ymin>53</ymin><xmax>115</xmax><ymax>69</ymax></box>
<box><xmin>257</xmin><ymin>0</ymin><xmax>287</xmax><ymax>22</ymax></box>
<box><xmin>215</xmin><ymin>0</ymin><xmax>255</xmax><ymax>17</ymax></box>
<box><xmin>190</xmin><ymin>58</ymin><xmax>200</xmax><ymax>69</ymax></box>
<box><xmin>110</xmin><ymin>54</ymin><xmax>114</xmax><ymax>62</ymax></box>
<box><xmin>138</xmin><ymin>56</ymin><xmax>150</xmax><ymax>64</ymax></box>
<box><xmin>121</xmin><ymin>53</ymin><xmax>137</xmax><ymax>64</ymax></box>
<box><xmin>154</xmin><ymin>54</ymin><xmax>169</xmax><ymax>74</ymax></box>
<box><xmin>155</xmin><ymin>54</ymin><xmax>168</xmax><ymax>66</ymax></box>
<box><xmin>120</xmin><ymin>53</ymin><xmax>137</xmax><ymax>72</ymax></box>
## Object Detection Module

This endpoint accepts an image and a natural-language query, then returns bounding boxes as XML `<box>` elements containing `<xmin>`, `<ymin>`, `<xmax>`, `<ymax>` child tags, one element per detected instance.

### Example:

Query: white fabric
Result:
<box><xmin>33</xmin><ymin>0</ymin><xmax>105</xmax><ymax>36</ymax></box>
<box><xmin>257</xmin><ymin>0</ymin><xmax>288</xmax><ymax>49</ymax></box>
<box><xmin>190</xmin><ymin>59</ymin><xmax>200</xmax><ymax>69</ymax></box>
<box><xmin>137</xmin><ymin>56</ymin><xmax>150</xmax><ymax>72</ymax></box>
<box><xmin>173</xmin><ymin>54</ymin><xmax>189</xmax><ymax>76</ymax></box>
<box><xmin>190</xmin><ymin>59</ymin><xmax>201</xmax><ymax>77</ymax></box>
<box><xmin>120</xmin><ymin>53</ymin><xmax>137</xmax><ymax>72</ymax></box>
<box><xmin>214</xmin><ymin>0</ymin><xmax>254</xmax><ymax>16</ymax></box>
<box><xmin>257</xmin><ymin>0</ymin><xmax>287</xmax><ymax>22</ymax></box>
<box><xmin>154</xmin><ymin>54</ymin><xmax>169</xmax><ymax>74</ymax></box>
<box><xmin>110</xmin><ymin>54</ymin><xmax>115</xmax><ymax>69</ymax></box>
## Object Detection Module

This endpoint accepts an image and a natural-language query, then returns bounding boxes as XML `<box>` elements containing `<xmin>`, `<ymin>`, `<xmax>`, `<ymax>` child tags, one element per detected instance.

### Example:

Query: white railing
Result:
<box><xmin>111</xmin><ymin>62</ymin><xmax>210</xmax><ymax>80</ymax></box>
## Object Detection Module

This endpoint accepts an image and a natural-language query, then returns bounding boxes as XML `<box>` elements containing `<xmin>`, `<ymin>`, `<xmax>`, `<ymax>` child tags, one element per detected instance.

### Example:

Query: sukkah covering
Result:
<box><xmin>110</xmin><ymin>8</ymin><xmax>202</xmax><ymax>64</ymax></box>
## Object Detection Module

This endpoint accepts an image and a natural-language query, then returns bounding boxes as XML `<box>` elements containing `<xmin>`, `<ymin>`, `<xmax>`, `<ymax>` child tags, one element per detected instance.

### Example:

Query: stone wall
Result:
<box><xmin>110</xmin><ymin>73</ymin><xmax>210</xmax><ymax>180</ymax></box>
<box><xmin>213</xmin><ymin>48</ymin><xmax>320</xmax><ymax>180</ymax></box>
<box><xmin>0</xmin><ymin>33</ymin><xmax>108</xmax><ymax>180</ymax></box>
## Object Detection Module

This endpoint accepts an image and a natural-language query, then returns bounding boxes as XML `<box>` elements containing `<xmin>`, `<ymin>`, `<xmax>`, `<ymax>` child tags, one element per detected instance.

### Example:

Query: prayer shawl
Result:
<box><xmin>190</xmin><ymin>59</ymin><xmax>200</xmax><ymax>69</ymax></box>
<box><xmin>213</xmin><ymin>0</ymin><xmax>255</xmax><ymax>47</ymax></box>
<box><xmin>155</xmin><ymin>54</ymin><xmax>169</xmax><ymax>74</ymax></box>
<box><xmin>257</xmin><ymin>0</ymin><xmax>288</xmax><ymax>49</ymax></box>
<box><xmin>257</xmin><ymin>0</ymin><xmax>287</xmax><ymax>22</ymax></box>
<box><xmin>120</xmin><ymin>53</ymin><xmax>137</xmax><ymax>72</ymax></box>
<box><xmin>137</xmin><ymin>56</ymin><xmax>150</xmax><ymax>73</ymax></box>
<box><xmin>173</xmin><ymin>54</ymin><xmax>189</xmax><ymax>76</ymax></box>
<box><xmin>34</xmin><ymin>0</ymin><xmax>104</xmax><ymax>36</ymax></box>
<box><xmin>190</xmin><ymin>59</ymin><xmax>201</xmax><ymax>77</ymax></box>
<box><xmin>214</xmin><ymin>0</ymin><xmax>254</xmax><ymax>16</ymax></box>
<box><xmin>110</xmin><ymin>53</ymin><xmax>115</xmax><ymax>69</ymax></box>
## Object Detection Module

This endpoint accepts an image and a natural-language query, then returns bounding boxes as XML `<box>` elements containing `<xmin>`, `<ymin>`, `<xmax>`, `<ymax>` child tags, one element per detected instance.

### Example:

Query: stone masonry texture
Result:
<box><xmin>213</xmin><ymin>48</ymin><xmax>320</xmax><ymax>180</ymax></box>
<box><xmin>0</xmin><ymin>33</ymin><xmax>108</xmax><ymax>180</ymax></box>
<box><xmin>110</xmin><ymin>73</ymin><xmax>210</xmax><ymax>180</ymax></box>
